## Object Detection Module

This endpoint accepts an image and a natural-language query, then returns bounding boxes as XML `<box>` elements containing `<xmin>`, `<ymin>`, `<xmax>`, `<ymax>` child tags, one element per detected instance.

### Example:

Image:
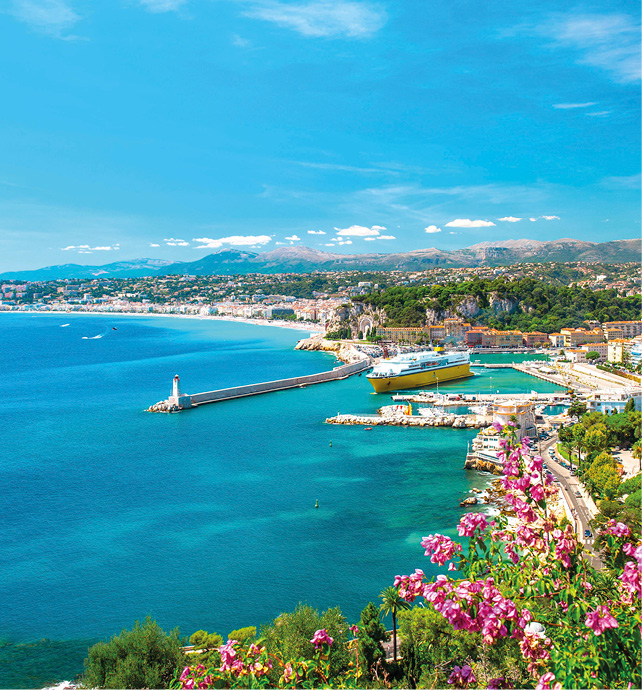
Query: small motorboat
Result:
<box><xmin>364</xmin><ymin>427</ymin><xmax>373</xmax><ymax>431</ymax></box>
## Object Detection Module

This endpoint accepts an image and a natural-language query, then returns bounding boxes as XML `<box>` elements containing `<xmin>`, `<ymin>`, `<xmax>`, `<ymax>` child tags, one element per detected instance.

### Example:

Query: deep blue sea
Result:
<box><xmin>0</xmin><ymin>314</ymin><xmax>562</xmax><ymax>687</ymax></box>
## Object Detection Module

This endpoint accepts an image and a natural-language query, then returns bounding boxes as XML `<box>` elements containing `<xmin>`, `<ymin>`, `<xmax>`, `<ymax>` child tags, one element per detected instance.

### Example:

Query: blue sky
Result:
<box><xmin>0</xmin><ymin>0</ymin><xmax>639</xmax><ymax>269</ymax></box>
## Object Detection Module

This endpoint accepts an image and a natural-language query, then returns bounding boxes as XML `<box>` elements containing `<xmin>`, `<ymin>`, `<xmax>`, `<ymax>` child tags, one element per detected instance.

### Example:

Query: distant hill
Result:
<box><xmin>0</xmin><ymin>258</ymin><xmax>176</xmax><ymax>281</ymax></box>
<box><xmin>1</xmin><ymin>238</ymin><xmax>639</xmax><ymax>280</ymax></box>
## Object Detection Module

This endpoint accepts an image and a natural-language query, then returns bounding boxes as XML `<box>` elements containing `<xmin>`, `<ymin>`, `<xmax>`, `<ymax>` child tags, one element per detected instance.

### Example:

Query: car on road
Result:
<box><xmin>575</xmin><ymin>491</ymin><xmax>581</xmax><ymax>497</ymax></box>
<box><xmin>584</xmin><ymin>529</ymin><xmax>592</xmax><ymax>538</ymax></box>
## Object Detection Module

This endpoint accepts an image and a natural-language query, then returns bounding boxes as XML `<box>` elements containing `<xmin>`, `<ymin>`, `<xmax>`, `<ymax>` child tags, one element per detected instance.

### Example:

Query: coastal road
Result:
<box><xmin>535</xmin><ymin>432</ymin><xmax>603</xmax><ymax>569</ymax></box>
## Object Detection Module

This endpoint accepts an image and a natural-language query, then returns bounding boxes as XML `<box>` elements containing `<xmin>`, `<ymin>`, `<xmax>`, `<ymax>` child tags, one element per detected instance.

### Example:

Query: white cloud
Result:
<box><xmin>192</xmin><ymin>235</ymin><xmax>272</xmax><ymax>249</ymax></box>
<box><xmin>424</xmin><ymin>225</ymin><xmax>442</xmax><ymax>233</ymax></box>
<box><xmin>498</xmin><ymin>216</ymin><xmax>522</xmax><ymax>222</ymax></box>
<box><xmin>444</xmin><ymin>219</ymin><xmax>496</xmax><ymax>228</ymax></box>
<box><xmin>244</xmin><ymin>1</ymin><xmax>387</xmax><ymax>39</ymax></box>
<box><xmin>544</xmin><ymin>13</ymin><xmax>641</xmax><ymax>83</ymax></box>
<box><xmin>377</xmin><ymin>235</ymin><xmax>395</xmax><ymax>240</ymax></box>
<box><xmin>449</xmin><ymin>231</ymin><xmax>459</xmax><ymax>235</ymax></box>
<box><xmin>586</xmin><ymin>110</ymin><xmax>611</xmax><ymax>117</ymax></box>
<box><xmin>324</xmin><ymin>243</ymin><xmax>336</xmax><ymax>247</ymax></box>
<box><xmin>137</xmin><ymin>0</ymin><xmax>186</xmax><ymax>12</ymax></box>
<box><xmin>307</xmin><ymin>230</ymin><xmax>326</xmax><ymax>235</ymax></box>
<box><xmin>553</xmin><ymin>102</ymin><xmax>597</xmax><ymax>109</ymax></box>
<box><xmin>529</xmin><ymin>218</ymin><xmax>537</xmax><ymax>222</ymax></box>
<box><xmin>164</xmin><ymin>237</ymin><xmax>190</xmax><ymax>246</ymax></box>
<box><xmin>336</xmin><ymin>240</ymin><xmax>353</xmax><ymax>245</ymax></box>
<box><xmin>61</xmin><ymin>244</ymin><xmax>119</xmax><ymax>252</ymax></box>
<box><xmin>149</xmin><ymin>243</ymin><xmax>160</xmax><ymax>247</ymax></box>
<box><xmin>285</xmin><ymin>234</ymin><xmax>301</xmax><ymax>241</ymax></box>
<box><xmin>8</xmin><ymin>0</ymin><xmax>81</xmax><ymax>37</ymax></box>
<box><xmin>232</xmin><ymin>33</ymin><xmax>251</xmax><ymax>47</ymax></box>
<box><xmin>541</xmin><ymin>215</ymin><xmax>560</xmax><ymax>220</ymax></box>
<box><xmin>364</xmin><ymin>237</ymin><xmax>376</xmax><ymax>241</ymax></box>
<box><xmin>334</xmin><ymin>224</ymin><xmax>383</xmax><ymax>236</ymax></box>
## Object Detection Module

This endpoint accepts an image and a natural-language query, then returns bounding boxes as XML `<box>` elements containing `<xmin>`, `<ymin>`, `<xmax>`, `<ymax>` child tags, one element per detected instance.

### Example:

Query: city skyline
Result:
<box><xmin>0</xmin><ymin>0</ymin><xmax>640</xmax><ymax>270</ymax></box>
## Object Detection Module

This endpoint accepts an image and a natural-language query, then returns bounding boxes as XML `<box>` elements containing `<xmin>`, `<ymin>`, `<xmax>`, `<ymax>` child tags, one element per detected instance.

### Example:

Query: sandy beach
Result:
<box><xmin>2</xmin><ymin>309</ymin><xmax>325</xmax><ymax>336</ymax></box>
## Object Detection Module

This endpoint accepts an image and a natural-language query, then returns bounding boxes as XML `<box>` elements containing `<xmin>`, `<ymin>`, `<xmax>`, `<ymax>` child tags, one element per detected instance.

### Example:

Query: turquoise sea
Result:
<box><xmin>0</xmin><ymin>314</ymin><xmax>562</xmax><ymax>687</ymax></box>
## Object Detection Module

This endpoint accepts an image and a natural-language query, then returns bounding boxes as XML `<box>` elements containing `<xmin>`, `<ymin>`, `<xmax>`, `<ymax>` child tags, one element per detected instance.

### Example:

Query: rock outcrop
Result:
<box><xmin>295</xmin><ymin>335</ymin><xmax>366</xmax><ymax>364</ymax></box>
<box><xmin>463</xmin><ymin>456</ymin><xmax>504</xmax><ymax>475</ymax></box>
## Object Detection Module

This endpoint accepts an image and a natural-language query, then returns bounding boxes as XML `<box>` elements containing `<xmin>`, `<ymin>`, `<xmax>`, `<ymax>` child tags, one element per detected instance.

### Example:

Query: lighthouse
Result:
<box><xmin>168</xmin><ymin>374</ymin><xmax>191</xmax><ymax>409</ymax></box>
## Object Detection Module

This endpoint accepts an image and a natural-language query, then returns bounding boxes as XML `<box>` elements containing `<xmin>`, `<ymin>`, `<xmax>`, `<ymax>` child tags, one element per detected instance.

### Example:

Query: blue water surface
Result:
<box><xmin>0</xmin><ymin>315</ymin><xmax>563</xmax><ymax>687</ymax></box>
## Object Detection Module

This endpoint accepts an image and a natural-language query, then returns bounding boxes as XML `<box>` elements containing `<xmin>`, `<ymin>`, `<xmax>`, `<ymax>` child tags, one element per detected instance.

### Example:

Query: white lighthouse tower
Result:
<box><xmin>169</xmin><ymin>374</ymin><xmax>191</xmax><ymax>409</ymax></box>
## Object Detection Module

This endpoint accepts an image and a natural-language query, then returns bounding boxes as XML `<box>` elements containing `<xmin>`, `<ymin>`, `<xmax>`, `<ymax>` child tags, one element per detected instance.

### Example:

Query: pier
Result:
<box><xmin>148</xmin><ymin>358</ymin><xmax>371</xmax><ymax>411</ymax></box>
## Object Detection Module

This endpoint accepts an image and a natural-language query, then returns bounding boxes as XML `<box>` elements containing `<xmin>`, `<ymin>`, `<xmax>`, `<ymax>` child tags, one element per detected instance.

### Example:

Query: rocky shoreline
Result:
<box><xmin>294</xmin><ymin>335</ymin><xmax>367</xmax><ymax>364</ymax></box>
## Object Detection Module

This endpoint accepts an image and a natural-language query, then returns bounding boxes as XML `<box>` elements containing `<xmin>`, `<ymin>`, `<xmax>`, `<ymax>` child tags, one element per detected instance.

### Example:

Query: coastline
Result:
<box><xmin>2</xmin><ymin>309</ymin><xmax>325</xmax><ymax>336</ymax></box>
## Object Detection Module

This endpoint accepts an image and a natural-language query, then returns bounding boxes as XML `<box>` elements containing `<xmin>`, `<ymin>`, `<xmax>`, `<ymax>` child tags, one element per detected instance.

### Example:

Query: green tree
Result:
<box><xmin>568</xmin><ymin>400</ymin><xmax>587</xmax><ymax>422</ymax></box>
<box><xmin>585</xmin><ymin>351</ymin><xmax>601</xmax><ymax>362</ymax></box>
<box><xmin>227</xmin><ymin>626</ymin><xmax>256</xmax><ymax>646</ymax></box>
<box><xmin>379</xmin><ymin>585</ymin><xmax>410</xmax><ymax>662</ymax></box>
<box><xmin>82</xmin><ymin>617</ymin><xmax>184</xmax><ymax>689</ymax></box>
<box><xmin>260</xmin><ymin>604</ymin><xmax>350</xmax><ymax>681</ymax></box>
<box><xmin>584</xmin><ymin>423</ymin><xmax>610</xmax><ymax>455</ymax></box>
<box><xmin>624</xmin><ymin>397</ymin><xmax>636</xmax><ymax>414</ymax></box>
<box><xmin>356</xmin><ymin>602</ymin><xmax>387</xmax><ymax>678</ymax></box>
<box><xmin>186</xmin><ymin>630</ymin><xmax>223</xmax><ymax>667</ymax></box>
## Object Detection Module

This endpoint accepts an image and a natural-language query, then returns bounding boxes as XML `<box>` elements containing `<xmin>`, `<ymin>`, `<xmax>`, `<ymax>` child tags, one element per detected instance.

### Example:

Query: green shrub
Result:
<box><xmin>81</xmin><ymin>617</ymin><xmax>184</xmax><ymax>689</ymax></box>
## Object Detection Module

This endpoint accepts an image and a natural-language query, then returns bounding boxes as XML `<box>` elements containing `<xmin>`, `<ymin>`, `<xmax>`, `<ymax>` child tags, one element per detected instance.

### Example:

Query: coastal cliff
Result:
<box><xmin>295</xmin><ymin>335</ymin><xmax>366</xmax><ymax>364</ymax></box>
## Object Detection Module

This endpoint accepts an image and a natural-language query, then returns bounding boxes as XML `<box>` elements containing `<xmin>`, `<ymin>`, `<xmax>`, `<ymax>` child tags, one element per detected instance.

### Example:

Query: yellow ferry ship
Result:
<box><xmin>366</xmin><ymin>349</ymin><xmax>471</xmax><ymax>393</ymax></box>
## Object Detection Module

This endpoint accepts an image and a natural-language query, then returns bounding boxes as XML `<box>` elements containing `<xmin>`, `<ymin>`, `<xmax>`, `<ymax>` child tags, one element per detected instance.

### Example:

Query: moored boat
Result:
<box><xmin>366</xmin><ymin>348</ymin><xmax>471</xmax><ymax>393</ymax></box>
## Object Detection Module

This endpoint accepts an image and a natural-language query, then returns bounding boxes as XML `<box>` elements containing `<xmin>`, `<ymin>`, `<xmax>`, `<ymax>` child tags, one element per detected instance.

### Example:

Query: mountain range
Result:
<box><xmin>1</xmin><ymin>238</ymin><xmax>639</xmax><ymax>281</ymax></box>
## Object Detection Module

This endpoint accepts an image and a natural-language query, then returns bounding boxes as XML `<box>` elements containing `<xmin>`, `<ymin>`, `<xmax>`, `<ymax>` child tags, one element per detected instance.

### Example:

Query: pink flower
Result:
<box><xmin>457</xmin><ymin>512</ymin><xmax>488</xmax><ymax>537</ymax></box>
<box><xmin>585</xmin><ymin>605</ymin><xmax>619</xmax><ymax>636</ymax></box>
<box><xmin>536</xmin><ymin>672</ymin><xmax>561</xmax><ymax>690</ymax></box>
<box><xmin>349</xmin><ymin>624</ymin><xmax>358</xmax><ymax>636</ymax></box>
<box><xmin>310</xmin><ymin>628</ymin><xmax>333</xmax><ymax>648</ymax></box>
<box><xmin>603</xmin><ymin>520</ymin><xmax>632</xmax><ymax>538</ymax></box>
<box><xmin>179</xmin><ymin>667</ymin><xmax>191</xmax><ymax>682</ymax></box>
<box><xmin>282</xmin><ymin>662</ymin><xmax>296</xmax><ymax>683</ymax></box>
<box><xmin>421</xmin><ymin>534</ymin><xmax>462</xmax><ymax>565</ymax></box>
<box><xmin>447</xmin><ymin>664</ymin><xmax>476</xmax><ymax>687</ymax></box>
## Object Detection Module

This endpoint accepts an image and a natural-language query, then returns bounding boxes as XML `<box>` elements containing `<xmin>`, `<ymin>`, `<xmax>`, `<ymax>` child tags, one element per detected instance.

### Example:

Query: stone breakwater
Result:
<box><xmin>326</xmin><ymin>413</ymin><xmax>490</xmax><ymax>428</ymax></box>
<box><xmin>148</xmin><ymin>399</ymin><xmax>179</xmax><ymax>413</ymax></box>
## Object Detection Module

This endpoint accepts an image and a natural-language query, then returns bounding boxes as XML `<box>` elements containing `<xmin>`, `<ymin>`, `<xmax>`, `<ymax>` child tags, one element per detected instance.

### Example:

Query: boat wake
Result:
<box><xmin>82</xmin><ymin>334</ymin><xmax>103</xmax><ymax>340</ymax></box>
<box><xmin>60</xmin><ymin>323</ymin><xmax>70</xmax><ymax>327</ymax></box>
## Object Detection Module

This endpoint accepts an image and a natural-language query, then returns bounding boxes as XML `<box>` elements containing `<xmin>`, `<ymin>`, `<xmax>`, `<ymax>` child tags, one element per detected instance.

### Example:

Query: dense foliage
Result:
<box><xmin>557</xmin><ymin>405</ymin><xmax>641</xmax><ymax>534</ymax></box>
<box><xmin>357</xmin><ymin>277</ymin><xmax>641</xmax><ymax>331</ymax></box>
<box><xmin>82</xmin><ymin>617</ymin><xmax>184</xmax><ymax>689</ymax></box>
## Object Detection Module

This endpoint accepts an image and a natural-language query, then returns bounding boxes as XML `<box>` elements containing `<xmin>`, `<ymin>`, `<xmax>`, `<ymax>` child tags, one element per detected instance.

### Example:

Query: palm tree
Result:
<box><xmin>379</xmin><ymin>586</ymin><xmax>410</xmax><ymax>662</ymax></box>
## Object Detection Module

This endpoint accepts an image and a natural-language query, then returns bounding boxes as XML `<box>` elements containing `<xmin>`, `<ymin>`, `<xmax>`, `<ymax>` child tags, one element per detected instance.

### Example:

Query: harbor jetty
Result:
<box><xmin>326</xmin><ymin>404</ymin><xmax>491</xmax><ymax>428</ymax></box>
<box><xmin>148</xmin><ymin>358</ymin><xmax>371</xmax><ymax>412</ymax></box>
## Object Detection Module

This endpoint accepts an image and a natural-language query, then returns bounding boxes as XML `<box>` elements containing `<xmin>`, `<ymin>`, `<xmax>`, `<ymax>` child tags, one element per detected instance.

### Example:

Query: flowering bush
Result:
<box><xmin>394</xmin><ymin>423</ymin><xmax>641</xmax><ymax>688</ymax></box>
<box><xmin>171</xmin><ymin>629</ymin><xmax>359</xmax><ymax>689</ymax></box>
<box><xmin>171</xmin><ymin>425</ymin><xmax>640</xmax><ymax>689</ymax></box>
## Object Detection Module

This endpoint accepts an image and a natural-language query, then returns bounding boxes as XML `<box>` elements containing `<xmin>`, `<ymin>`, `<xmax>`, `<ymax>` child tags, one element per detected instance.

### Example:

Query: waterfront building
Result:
<box><xmin>579</xmin><ymin>342</ymin><xmax>608</xmax><ymax>362</ymax></box>
<box><xmin>548</xmin><ymin>333</ymin><xmax>565</xmax><ymax>347</ymax></box>
<box><xmin>560</xmin><ymin>327</ymin><xmax>604</xmax><ymax>348</ymax></box>
<box><xmin>468</xmin><ymin>400</ymin><xmax>537</xmax><ymax>465</ymax></box>
<box><xmin>522</xmin><ymin>331</ymin><xmax>550</xmax><ymax>348</ymax></box>
<box><xmin>602</xmin><ymin>320</ymin><xmax>642</xmax><ymax>339</ymax></box>
<box><xmin>585</xmin><ymin>390</ymin><xmax>642</xmax><ymax>414</ymax></box>
<box><xmin>566</xmin><ymin>349</ymin><xmax>587</xmax><ymax>363</ymax></box>
<box><xmin>607</xmin><ymin>339</ymin><xmax>629</xmax><ymax>364</ymax></box>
